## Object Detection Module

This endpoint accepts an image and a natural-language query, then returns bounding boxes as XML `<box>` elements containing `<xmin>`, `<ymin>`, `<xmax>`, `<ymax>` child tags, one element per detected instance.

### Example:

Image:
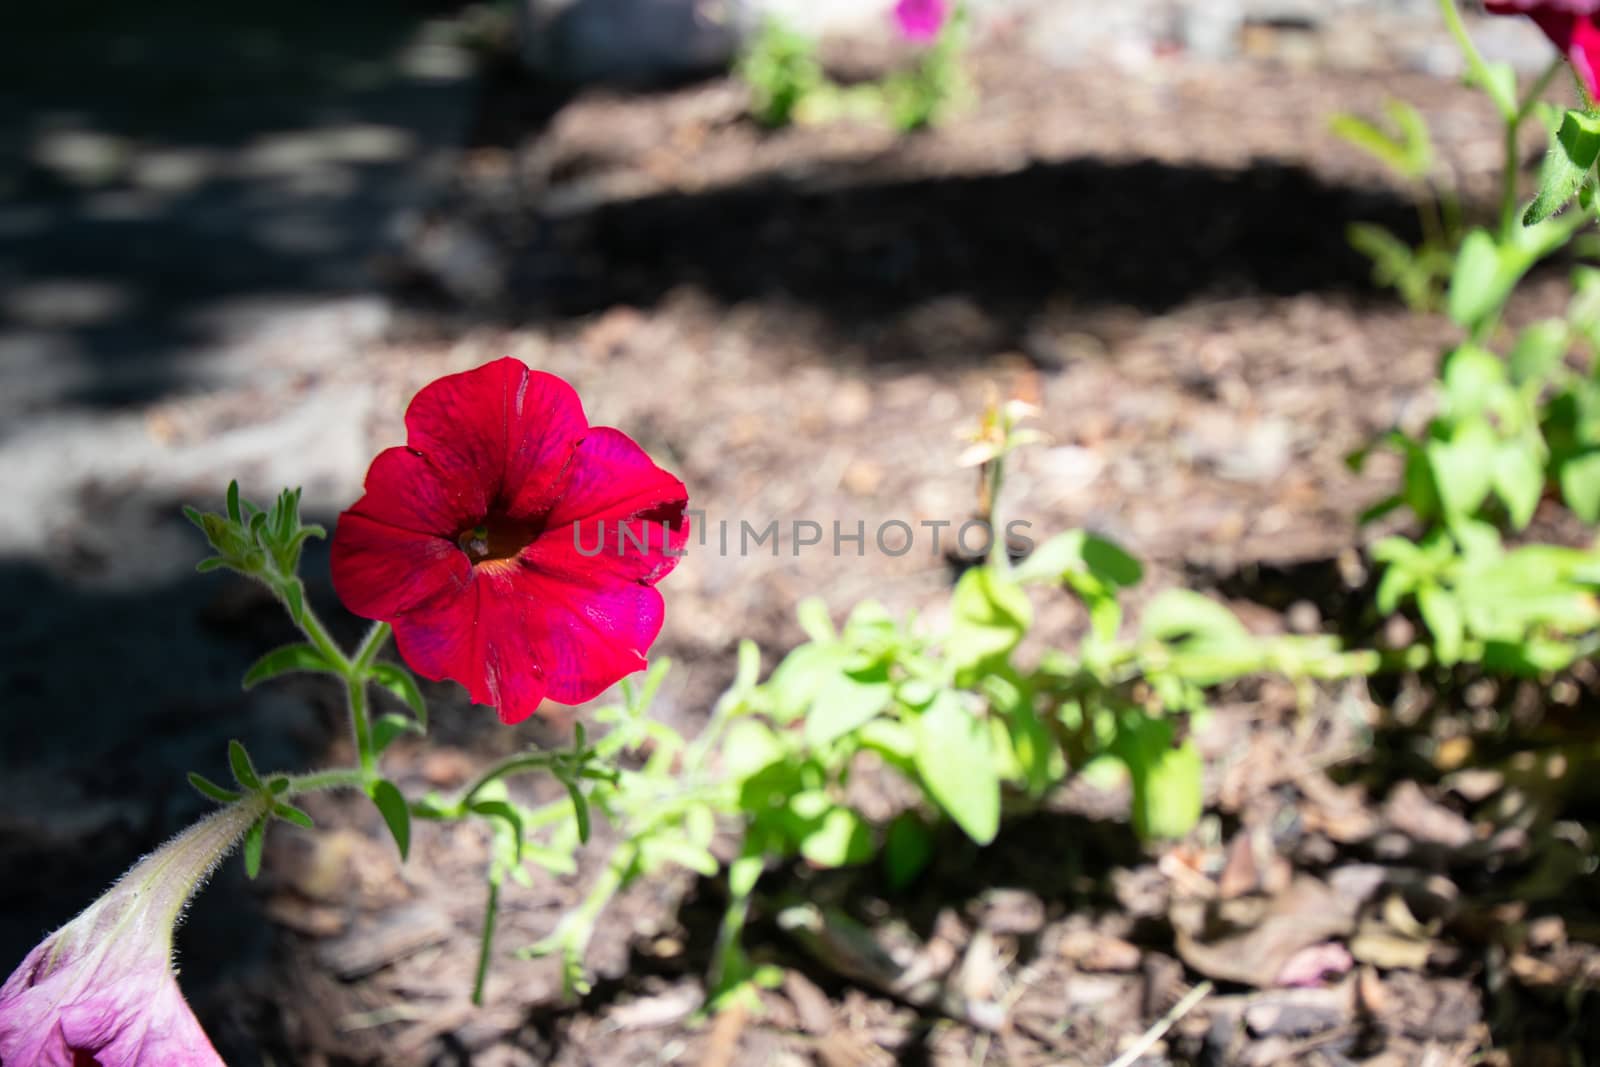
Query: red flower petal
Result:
<box><xmin>330</xmin><ymin>447</ymin><xmax>472</xmax><ymax>618</ymax></box>
<box><xmin>390</xmin><ymin>575</ymin><xmax>552</xmax><ymax>723</ymax></box>
<box><xmin>403</xmin><ymin>357</ymin><xmax>587</xmax><ymax>522</ymax></box>
<box><xmin>1486</xmin><ymin>2</ymin><xmax>1600</xmax><ymax>98</ymax></box>
<box><xmin>333</xmin><ymin>358</ymin><xmax>688</xmax><ymax>722</ymax></box>
<box><xmin>528</xmin><ymin>427</ymin><xmax>690</xmax><ymax>585</ymax></box>
<box><xmin>515</xmin><ymin>569</ymin><xmax>664</xmax><ymax>706</ymax></box>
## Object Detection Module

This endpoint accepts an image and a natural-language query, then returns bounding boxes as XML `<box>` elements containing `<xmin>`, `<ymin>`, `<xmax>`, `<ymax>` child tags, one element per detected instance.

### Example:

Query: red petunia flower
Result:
<box><xmin>331</xmin><ymin>358</ymin><xmax>689</xmax><ymax>723</ymax></box>
<box><xmin>1486</xmin><ymin>0</ymin><xmax>1600</xmax><ymax>99</ymax></box>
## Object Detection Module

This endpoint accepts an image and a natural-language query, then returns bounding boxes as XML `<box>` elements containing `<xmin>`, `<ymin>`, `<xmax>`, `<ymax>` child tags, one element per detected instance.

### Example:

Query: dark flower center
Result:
<box><xmin>457</xmin><ymin>515</ymin><xmax>543</xmax><ymax>564</ymax></box>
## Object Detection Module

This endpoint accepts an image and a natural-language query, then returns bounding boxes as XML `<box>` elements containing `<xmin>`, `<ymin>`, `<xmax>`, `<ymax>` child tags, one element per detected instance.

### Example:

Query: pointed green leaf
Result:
<box><xmin>369</xmin><ymin>779</ymin><xmax>411</xmax><ymax>861</ymax></box>
<box><xmin>1428</xmin><ymin>422</ymin><xmax>1497</xmax><ymax>520</ymax></box>
<box><xmin>1114</xmin><ymin>715</ymin><xmax>1203</xmax><ymax>841</ymax></box>
<box><xmin>228</xmin><ymin>739</ymin><xmax>262</xmax><ymax>790</ymax></box>
<box><xmin>947</xmin><ymin>565</ymin><xmax>1032</xmax><ymax>674</ymax></box>
<box><xmin>369</xmin><ymin>663</ymin><xmax>427</xmax><ymax>730</ymax></box>
<box><xmin>914</xmin><ymin>692</ymin><xmax>999</xmax><ymax>845</ymax></box>
<box><xmin>372</xmin><ymin>712</ymin><xmax>424</xmax><ymax>755</ymax></box>
<box><xmin>243</xmin><ymin>643</ymin><xmax>332</xmax><ymax>689</ymax></box>
<box><xmin>1525</xmin><ymin>109</ymin><xmax>1600</xmax><ymax>226</ymax></box>
<box><xmin>1493</xmin><ymin>442</ymin><xmax>1544</xmax><ymax>529</ymax></box>
<box><xmin>799</xmin><ymin>806</ymin><xmax>873</xmax><ymax>868</ymax></box>
<box><xmin>1448</xmin><ymin>229</ymin><xmax>1505</xmax><ymax>329</ymax></box>
<box><xmin>469</xmin><ymin>799</ymin><xmax>526</xmax><ymax>862</ymax></box>
<box><xmin>803</xmin><ymin>666</ymin><xmax>892</xmax><ymax>748</ymax></box>
<box><xmin>187</xmin><ymin>772</ymin><xmax>241</xmax><ymax>805</ymax></box>
<box><xmin>242</xmin><ymin>818</ymin><xmax>265</xmax><ymax>879</ymax></box>
<box><xmin>273</xmin><ymin>803</ymin><xmax>315</xmax><ymax>829</ymax></box>
<box><xmin>226</xmin><ymin>481</ymin><xmax>242</xmax><ymax>524</ymax></box>
<box><xmin>1559</xmin><ymin>452</ymin><xmax>1600</xmax><ymax>521</ymax></box>
<box><xmin>1417</xmin><ymin>585</ymin><xmax>1465</xmax><ymax>665</ymax></box>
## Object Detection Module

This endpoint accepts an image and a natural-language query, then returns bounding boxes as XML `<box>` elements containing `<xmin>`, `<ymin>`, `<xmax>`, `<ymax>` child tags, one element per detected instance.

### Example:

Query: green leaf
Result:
<box><xmin>1525</xmin><ymin>109</ymin><xmax>1600</xmax><ymax>225</ymax></box>
<box><xmin>765</xmin><ymin>642</ymin><xmax>852</xmax><ymax>723</ymax></box>
<box><xmin>1448</xmin><ymin>229</ymin><xmax>1506</xmax><ymax>329</ymax></box>
<box><xmin>1509</xmin><ymin>320</ymin><xmax>1569</xmax><ymax>385</ymax></box>
<box><xmin>799</xmin><ymin>806</ymin><xmax>873</xmax><ymax>868</ymax></box>
<box><xmin>226</xmin><ymin>480</ymin><xmax>242</xmax><ymax>525</ymax></box>
<box><xmin>560</xmin><ymin>777</ymin><xmax>591</xmax><ymax>844</ymax></box>
<box><xmin>796</xmin><ymin>596</ymin><xmax>835</xmax><ymax>643</ymax></box>
<box><xmin>242</xmin><ymin>643</ymin><xmax>332</xmax><ymax>689</ymax></box>
<box><xmin>470</xmin><ymin>799</ymin><xmax>526</xmax><ymax>862</ymax></box>
<box><xmin>803</xmin><ymin>666</ymin><xmax>892</xmax><ymax>748</ymax></box>
<box><xmin>1417</xmin><ymin>585</ymin><xmax>1465</xmax><ymax>665</ymax></box>
<box><xmin>372</xmin><ymin>712</ymin><xmax>424</xmax><ymax>755</ymax></box>
<box><xmin>369</xmin><ymin>779</ymin><xmax>411</xmax><ymax>861</ymax></box>
<box><xmin>1013</xmin><ymin>530</ymin><xmax>1143</xmax><ymax>588</ymax></box>
<box><xmin>884</xmin><ymin>812</ymin><xmax>934</xmax><ymax>890</ymax></box>
<box><xmin>1329</xmin><ymin>108</ymin><xmax>1427</xmax><ymax>179</ymax></box>
<box><xmin>267</xmin><ymin>775</ymin><xmax>290</xmax><ymax>795</ymax></box>
<box><xmin>1428</xmin><ymin>422</ymin><xmax>1497</xmax><ymax>520</ymax></box>
<box><xmin>722</xmin><ymin>719</ymin><xmax>786</xmax><ymax>780</ymax></box>
<box><xmin>369</xmin><ymin>663</ymin><xmax>428</xmax><ymax>730</ymax></box>
<box><xmin>1559</xmin><ymin>452</ymin><xmax>1600</xmax><ymax>521</ymax></box>
<box><xmin>228</xmin><ymin>739</ymin><xmax>262</xmax><ymax>791</ymax></box>
<box><xmin>1493</xmin><ymin>441</ymin><xmax>1544</xmax><ymax>529</ymax></box>
<box><xmin>273</xmin><ymin>803</ymin><xmax>315</xmax><ymax>830</ymax></box>
<box><xmin>914</xmin><ymin>692</ymin><xmax>999</xmax><ymax>845</ymax></box>
<box><xmin>729</xmin><ymin>854</ymin><xmax>764</xmax><ymax>899</ymax></box>
<box><xmin>1140</xmin><ymin>589</ymin><xmax>1249</xmax><ymax>645</ymax></box>
<box><xmin>242</xmin><ymin>818</ymin><xmax>265</xmax><ymax>879</ymax></box>
<box><xmin>187</xmin><ymin>772</ymin><xmax>241</xmax><ymax>805</ymax></box>
<box><xmin>1441</xmin><ymin>345</ymin><xmax>1505</xmax><ymax>419</ymax></box>
<box><xmin>947</xmin><ymin>565</ymin><xmax>1032</xmax><ymax>674</ymax></box>
<box><xmin>1474</xmin><ymin>61</ymin><xmax>1519</xmax><ymax>122</ymax></box>
<box><xmin>1114</xmin><ymin>715</ymin><xmax>1203</xmax><ymax>841</ymax></box>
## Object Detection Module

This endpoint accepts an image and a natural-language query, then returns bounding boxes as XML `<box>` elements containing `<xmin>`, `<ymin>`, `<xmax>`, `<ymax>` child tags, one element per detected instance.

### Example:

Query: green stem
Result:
<box><xmin>1518</xmin><ymin>56</ymin><xmax>1565</xmax><ymax>122</ymax></box>
<box><xmin>1438</xmin><ymin>0</ymin><xmax>1502</xmax><ymax>115</ymax></box>
<box><xmin>986</xmin><ymin>454</ymin><xmax>1007</xmax><ymax>570</ymax></box>
<box><xmin>348</xmin><ymin>677</ymin><xmax>376</xmax><ymax>781</ymax></box>
<box><xmin>460</xmin><ymin>753</ymin><xmax>556</xmax><ymax>809</ymax></box>
<box><xmin>283</xmin><ymin>767</ymin><xmax>368</xmax><ymax>796</ymax></box>
<box><xmin>1501</xmin><ymin>120</ymin><xmax>1521</xmax><ymax>240</ymax></box>
<box><xmin>352</xmin><ymin>621</ymin><xmax>392</xmax><ymax>674</ymax></box>
<box><xmin>471</xmin><ymin>874</ymin><xmax>502</xmax><ymax>1006</ymax></box>
<box><xmin>295</xmin><ymin>598</ymin><xmax>352</xmax><ymax>675</ymax></box>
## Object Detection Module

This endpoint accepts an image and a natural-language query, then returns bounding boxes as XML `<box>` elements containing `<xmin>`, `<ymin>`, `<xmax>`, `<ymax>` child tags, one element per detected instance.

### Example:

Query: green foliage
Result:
<box><xmin>503</xmin><ymin>522</ymin><xmax>1373</xmax><ymax>1001</ymax></box>
<box><xmin>737</xmin><ymin>19</ymin><xmax>823</xmax><ymax>127</ymax></box>
<box><xmin>183</xmin><ymin>483</ymin><xmax>324</xmax><ymax>624</ymax></box>
<box><xmin>1331</xmin><ymin>99</ymin><xmax>1457</xmax><ymax>312</ymax></box>
<box><xmin>735</xmin><ymin>10</ymin><xmax>968</xmax><ymax>132</ymax></box>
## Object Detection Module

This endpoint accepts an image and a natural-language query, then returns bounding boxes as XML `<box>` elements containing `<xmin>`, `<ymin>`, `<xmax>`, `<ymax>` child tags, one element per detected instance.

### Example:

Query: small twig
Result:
<box><xmin>1100</xmin><ymin>980</ymin><xmax>1212</xmax><ymax>1067</ymax></box>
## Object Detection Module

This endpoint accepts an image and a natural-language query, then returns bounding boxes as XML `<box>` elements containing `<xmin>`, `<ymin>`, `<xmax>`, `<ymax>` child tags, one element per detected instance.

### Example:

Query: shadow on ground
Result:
<box><xmin>0</xmin><ymin>0</ymin><xmax>474</xmax><ymax>414</ymax></box>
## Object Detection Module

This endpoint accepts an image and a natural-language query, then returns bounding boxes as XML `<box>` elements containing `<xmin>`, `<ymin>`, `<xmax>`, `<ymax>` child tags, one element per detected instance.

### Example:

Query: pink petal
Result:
<box><xmin>330</xmin><ymin>510</ymin><xmax>469</xmax><ymax>620</ymax></box>
<box><xmin>403</xmin><ymin>358</ymin><xmax>587</xmax><ymax>523</ymax></box>
<box><xmin>512</xmin><ymin>568</ymin><xmax>663</xmax><ymax>706</ymax></box>
<box><xmin>530</xmin><ymin>427</ymin><xmax>690</xmax><ymax>585</ymax></box>
<box><xmin>390</xmin><ymin>574</ymin><xmax>552</xmax><ymax>723</ymax></box>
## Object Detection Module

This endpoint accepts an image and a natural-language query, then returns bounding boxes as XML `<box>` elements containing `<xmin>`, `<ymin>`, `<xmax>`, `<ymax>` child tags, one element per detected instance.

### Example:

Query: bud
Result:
<box><xmin>0</xmin><ymin>800</ymin><xmax>265</xmax><ymax>1065</ymax></box>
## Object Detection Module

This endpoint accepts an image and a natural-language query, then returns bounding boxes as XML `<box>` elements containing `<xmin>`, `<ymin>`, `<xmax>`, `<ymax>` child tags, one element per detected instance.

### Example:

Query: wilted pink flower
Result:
<box><xmin>1486</xmin><ymin>1</ymin><xmax>1600</xmax><ymax>99</ymax></box>
<box><xmin>0</xmin><ymin>803</ymin><xmax>262</xmax><ymax>1065</ymax></box>
<box><xmin>894</xmin><ymin>0</ymin><xmax>949</xmax><ymax>43</ymax></box>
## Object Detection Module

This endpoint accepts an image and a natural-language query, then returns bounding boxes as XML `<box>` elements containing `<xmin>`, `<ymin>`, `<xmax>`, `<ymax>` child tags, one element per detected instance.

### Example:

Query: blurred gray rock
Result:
<box><xmin>518</xmin><ymin>0</ymin><xmax>754</xmax><ymax>83</ymax></box>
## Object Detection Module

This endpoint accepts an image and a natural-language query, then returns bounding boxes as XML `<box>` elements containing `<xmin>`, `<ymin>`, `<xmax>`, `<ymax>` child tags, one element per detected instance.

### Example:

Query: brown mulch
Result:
<box><xmin>170</xmin><ymin>39</ymin><xmax>1600</xmax><ymax>1067</ymax></box>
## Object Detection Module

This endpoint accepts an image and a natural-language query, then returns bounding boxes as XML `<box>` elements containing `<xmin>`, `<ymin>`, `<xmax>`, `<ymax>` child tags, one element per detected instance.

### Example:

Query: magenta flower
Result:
<box><xmin>0</xmin><ymin>804</ymin><xmax>260</xmax><ymax>1065</ymax></box>
<box><xmin>330</xmin><ymin>357</ymin><xmax>690</xmax><ymax>725</ymax></box>
<box><xmin>894</xmin><ymin>0</ymin><xmax>949</xmax><ymax>43</ymax></box>
<box><xmin>1486</xmin><ymin>1</ymin><xmax>1600</xmax><ymax>99</ymax></box>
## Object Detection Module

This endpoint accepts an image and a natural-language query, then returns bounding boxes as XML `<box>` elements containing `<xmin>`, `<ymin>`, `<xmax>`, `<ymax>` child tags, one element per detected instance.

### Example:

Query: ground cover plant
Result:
<box><xmin>11</xmin><ymin>1</ymin><xmax>1600</xmax><ymax>1064</ymax></box>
